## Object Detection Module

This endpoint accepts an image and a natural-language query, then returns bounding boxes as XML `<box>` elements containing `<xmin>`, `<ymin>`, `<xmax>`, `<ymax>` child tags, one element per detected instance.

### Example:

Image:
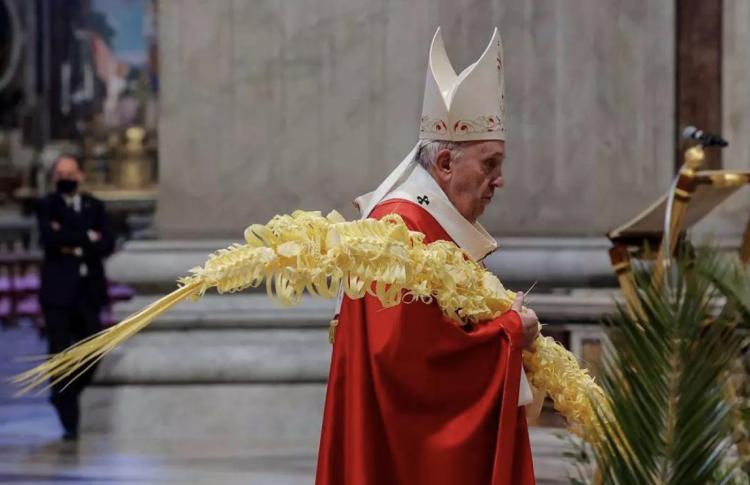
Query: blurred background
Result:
<box><xmin>0</xmin><ymin>1</ymin><xmax>748</xmax><ymax>483</ymax></box>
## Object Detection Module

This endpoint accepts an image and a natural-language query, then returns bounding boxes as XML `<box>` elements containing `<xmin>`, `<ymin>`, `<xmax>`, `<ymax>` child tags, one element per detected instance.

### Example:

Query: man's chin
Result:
<box><xmin>479</xmin><ymin>198</ymin><xmax>493</xmax><ymax>212</ymax></box>
<box><xmin>472</xmin><ymin>206</ymin><xmax>488</xmax><ymax>222</ymax></box>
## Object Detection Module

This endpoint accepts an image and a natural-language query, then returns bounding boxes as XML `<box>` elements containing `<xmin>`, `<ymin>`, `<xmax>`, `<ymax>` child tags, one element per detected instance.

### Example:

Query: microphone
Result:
<box><xmin>682</xmin><ymin>126</ymin><xmax>728</xmax><ymax>147</ymax></box>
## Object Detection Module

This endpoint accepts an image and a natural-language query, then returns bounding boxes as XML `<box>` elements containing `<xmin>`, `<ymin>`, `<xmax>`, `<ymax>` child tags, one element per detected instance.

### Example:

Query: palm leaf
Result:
<box><xmin>694</xmin><ymin>248</ymin><xmax>750</xmax><ymax>324</ymax></box>
<box><xmin>590</xmin><ymin>246</ymin><xmax>744</xmax><ymax>484</ymax></box>
<box><xmin>693</xmin><ymin>248</ymin><xmax>750</xmax><ymax>477</ymax></box>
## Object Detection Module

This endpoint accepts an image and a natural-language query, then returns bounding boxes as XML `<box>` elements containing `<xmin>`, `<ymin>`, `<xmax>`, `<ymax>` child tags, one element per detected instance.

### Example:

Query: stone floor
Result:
<box><xmin>1</xmin><ymin>324</ymin><xmax>582</xmax><ymax>484</ymax></box>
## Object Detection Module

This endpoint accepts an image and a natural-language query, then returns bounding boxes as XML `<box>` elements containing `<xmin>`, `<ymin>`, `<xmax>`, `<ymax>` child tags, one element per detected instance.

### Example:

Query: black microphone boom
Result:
<box><xmin>682</xmin><ymin>126</ymin><xmax>728</xmax><ymax>147</ymax></box>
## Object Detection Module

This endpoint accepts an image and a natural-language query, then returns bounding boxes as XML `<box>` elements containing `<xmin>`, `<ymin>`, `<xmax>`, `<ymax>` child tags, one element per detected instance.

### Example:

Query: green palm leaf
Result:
<box><xmin>590</xmin><ymin>246</ymin><xmax>746</xmax><ymax>484</ymax></box>
<box><xmin>694</xmin><ymin>248</ymin><xmax>750</xmax><ymax>324</ymax></box>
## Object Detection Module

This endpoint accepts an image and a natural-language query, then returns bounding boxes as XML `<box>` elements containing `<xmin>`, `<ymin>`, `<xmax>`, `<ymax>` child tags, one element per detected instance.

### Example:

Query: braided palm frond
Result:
<box><xmin>12</xmin><ymin>210</ymin><xmax>607</xmax><ymax>442</ymax></box>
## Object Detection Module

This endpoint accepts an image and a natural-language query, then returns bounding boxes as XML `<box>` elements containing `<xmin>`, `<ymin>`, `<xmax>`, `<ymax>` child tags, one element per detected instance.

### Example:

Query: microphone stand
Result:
<box><xmin>658</xmin><ymin>134</ymin><xmax>728</xmax><ymax>295</ymax></box>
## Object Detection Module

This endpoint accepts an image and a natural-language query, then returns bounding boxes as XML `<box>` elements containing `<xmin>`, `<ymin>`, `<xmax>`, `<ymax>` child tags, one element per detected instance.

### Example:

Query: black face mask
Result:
<box><xmin>56</xmin><ymin>179</ymin><xmax>78</xmax><ymax>195</ymax></box>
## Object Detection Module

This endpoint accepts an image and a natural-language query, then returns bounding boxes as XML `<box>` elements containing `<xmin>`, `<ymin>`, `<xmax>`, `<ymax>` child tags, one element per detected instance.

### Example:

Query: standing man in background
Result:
<box><xmin>36</xmin><ymin>154</ymin><xmax>114</xmax><ymax>441</ymax></box>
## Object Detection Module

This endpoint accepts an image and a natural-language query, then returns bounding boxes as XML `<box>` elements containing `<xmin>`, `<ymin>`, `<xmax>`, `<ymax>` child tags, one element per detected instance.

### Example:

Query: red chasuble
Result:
<box><xmin>316</xmin><ymin>199</ymin><xmax>535</xmax><ymax>485</ymax></box>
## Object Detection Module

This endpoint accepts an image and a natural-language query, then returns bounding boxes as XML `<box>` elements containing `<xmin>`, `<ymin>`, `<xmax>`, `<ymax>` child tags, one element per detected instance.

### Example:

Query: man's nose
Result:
<box><xmin>491</xmin><ymin>176</ymin><xmax>504</xmax><ymax>189</ymax></box>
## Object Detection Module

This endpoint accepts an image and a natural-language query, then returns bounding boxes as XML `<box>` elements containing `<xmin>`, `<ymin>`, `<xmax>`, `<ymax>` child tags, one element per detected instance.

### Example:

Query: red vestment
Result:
<box><xmin>316</xmin><ymin>199</ymin><xmax>535</xmax><ymax>485</ymax></box>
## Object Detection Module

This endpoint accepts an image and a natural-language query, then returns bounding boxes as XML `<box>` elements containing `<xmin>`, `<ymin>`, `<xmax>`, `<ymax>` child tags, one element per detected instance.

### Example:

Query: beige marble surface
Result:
<box><xmin>156</xmin><ymin>0</ymin><xmax>675</xmax><ymax>238</ymax></box>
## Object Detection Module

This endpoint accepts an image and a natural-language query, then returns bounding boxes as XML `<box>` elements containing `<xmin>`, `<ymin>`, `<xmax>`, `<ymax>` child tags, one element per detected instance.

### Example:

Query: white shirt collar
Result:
<box><xmin>62</xmin><ymin>193</ymin><xmax>81</xmax><ymax>212</ymax></box>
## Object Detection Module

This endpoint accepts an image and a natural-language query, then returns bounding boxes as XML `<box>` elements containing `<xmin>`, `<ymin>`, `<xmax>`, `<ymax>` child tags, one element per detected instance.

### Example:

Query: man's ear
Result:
<box><xmin>433</xmin><ymin>149</ymin><xmax>453</xmax><ymax>181</ymax></box>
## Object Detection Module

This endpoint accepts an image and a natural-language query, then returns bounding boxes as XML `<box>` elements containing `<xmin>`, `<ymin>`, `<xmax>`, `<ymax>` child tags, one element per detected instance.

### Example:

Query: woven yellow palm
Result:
<box><xmin>13</xmin><ymin>210</ymin><xmax>607</xmax><ymax>442</ymax></box>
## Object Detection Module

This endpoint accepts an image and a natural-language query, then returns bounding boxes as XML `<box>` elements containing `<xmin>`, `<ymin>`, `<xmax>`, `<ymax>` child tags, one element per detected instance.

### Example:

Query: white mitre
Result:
<box><xmin>355</xmin><ymin>27</ymin><xmax>506</xmax><ymax>219</ymax></box>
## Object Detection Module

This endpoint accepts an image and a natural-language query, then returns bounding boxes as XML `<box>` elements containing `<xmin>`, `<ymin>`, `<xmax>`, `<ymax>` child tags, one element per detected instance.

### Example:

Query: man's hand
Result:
<box><xmin>510</xmin><ymin>291</ymin><xmax>540</xmax><ymax>351</ymax></box>
<box><xmin>87</xmin><ymin>230</ymin><xmax>102</xmax><ymax>243</ymax></box>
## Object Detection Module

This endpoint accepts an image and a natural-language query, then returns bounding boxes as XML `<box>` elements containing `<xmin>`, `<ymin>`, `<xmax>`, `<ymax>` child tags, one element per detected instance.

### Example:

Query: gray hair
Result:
<box><xmin>415</xmin><ymin>140</ymin><xmax>464</xmax><ymax>170</ymax></box>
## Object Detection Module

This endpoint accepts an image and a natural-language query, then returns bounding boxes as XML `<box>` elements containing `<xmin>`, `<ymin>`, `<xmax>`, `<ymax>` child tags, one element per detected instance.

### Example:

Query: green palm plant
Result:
<box><xmin>696</xmin><ymin>250</ymin><xmax>750</xmax><ymax>323</ymax></box>
<box><xmin>589</xmin><ymin>245</ymin><xmax>750</xmax><ymax>485</ymax></box>
<box><xmin>697</xmin><ymin>249</ymin><xmax>750</xmax><ymax>476</ymax></box>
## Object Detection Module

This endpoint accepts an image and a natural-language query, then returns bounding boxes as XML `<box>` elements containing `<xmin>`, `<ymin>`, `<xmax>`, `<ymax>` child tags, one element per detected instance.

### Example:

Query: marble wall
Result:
<box><xmin>156</xmin><ymin>0</ymin><xmax>675</xmax><ymax>238</ymax></box>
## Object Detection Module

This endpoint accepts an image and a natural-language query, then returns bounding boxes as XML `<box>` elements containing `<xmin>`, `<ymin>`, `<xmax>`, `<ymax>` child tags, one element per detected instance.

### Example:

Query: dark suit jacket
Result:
<box><xmin>36</xmin><ymin>192</ymin><xmax>115</xmax><ymax>307</ymax></box>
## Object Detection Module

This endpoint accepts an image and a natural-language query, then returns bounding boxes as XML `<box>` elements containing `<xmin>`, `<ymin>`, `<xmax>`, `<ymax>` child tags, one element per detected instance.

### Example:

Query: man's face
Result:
<box><xmin>53</xmin><ymin>157</ymin><xmax>84</xmax><ymax>184</ymax></box>
<box><xmin>430</xmin><ymin>140</ymin><xmax>506</xmax><ymax>222</ymax></box>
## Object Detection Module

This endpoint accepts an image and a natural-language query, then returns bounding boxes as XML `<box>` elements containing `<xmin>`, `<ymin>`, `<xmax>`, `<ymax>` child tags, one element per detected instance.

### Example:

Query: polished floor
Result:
<box><xmin>1</xmin><ymin>325</ymin><xmax>579</xmax><ymax>484</ymax></box>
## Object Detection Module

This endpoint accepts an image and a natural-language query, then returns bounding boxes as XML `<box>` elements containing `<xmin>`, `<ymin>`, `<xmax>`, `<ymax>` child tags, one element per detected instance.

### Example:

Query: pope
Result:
<box><xmin>316</xmin><ymin>27</ymin><xmax>540</xmax><ymax>485</ymax></box>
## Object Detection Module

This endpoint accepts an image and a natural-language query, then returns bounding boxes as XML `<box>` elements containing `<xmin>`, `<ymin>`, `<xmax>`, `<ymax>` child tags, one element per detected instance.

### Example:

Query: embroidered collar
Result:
<box><xmin>382</xmin><ymin>165</ymin><xmax>498</xmax><ymax>261</ymax></box>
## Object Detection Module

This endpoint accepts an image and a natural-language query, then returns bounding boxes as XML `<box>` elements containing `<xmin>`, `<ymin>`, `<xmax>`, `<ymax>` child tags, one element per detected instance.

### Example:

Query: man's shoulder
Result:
<box><xmin>41</xmin><ymin>191</ymin><xmax>60</xmax><ymax>202</ymax></box>
<box><xmin>39</xmin><ymin>192</ymin><xmax>102</xmax><ymax>204</ymax></box>
<box><xmin>38</xmin><ymin>192</ymin><xmax>60</xmax><ymax>208</ymax></box>
<box><xmin>371</xmin><ymin>199</ymin><xmax>449</xmax><ymax>242</ymax></box>
<box><xmin>80</xmin><ymin>192</ymin><xmax>104</xmax><ymax>207</ymax></box>
<box><xmin>372</xmin><ymin>198</ymin><xmax>427</xmax><ymax>219</ymax></box>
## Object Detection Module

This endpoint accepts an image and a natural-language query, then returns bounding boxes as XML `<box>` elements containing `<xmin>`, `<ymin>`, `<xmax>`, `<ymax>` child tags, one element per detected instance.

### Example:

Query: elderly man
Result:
<box><xmin>36</xmin><ymin>154</ymin><xmax>114</xmax><ymax>440</ymax></box>
<box><xmin>316</xmin><ymin>28</ymin><xmax>539</xmax><ymax>484</ymax></box>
